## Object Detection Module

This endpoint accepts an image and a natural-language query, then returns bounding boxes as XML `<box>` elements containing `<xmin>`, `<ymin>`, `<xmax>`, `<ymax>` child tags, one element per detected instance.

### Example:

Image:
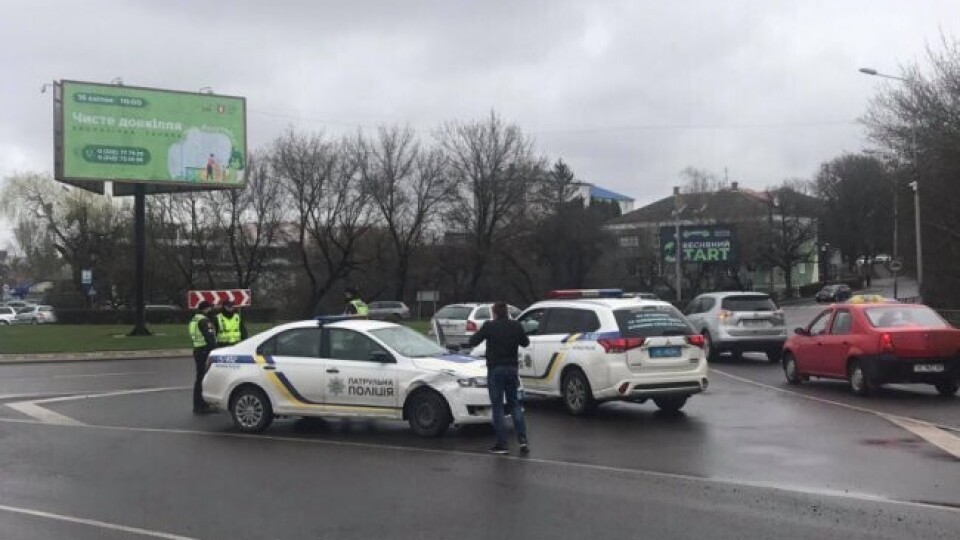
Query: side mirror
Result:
<box><xmin>794</xmin><ymin>327</ymin><xmax>808</xmax><ymax>336</ymax></box>
<box><xmin>370</xmin><ymin>350</ymin><xmax>395</xmax><ymax>363</ymax></box>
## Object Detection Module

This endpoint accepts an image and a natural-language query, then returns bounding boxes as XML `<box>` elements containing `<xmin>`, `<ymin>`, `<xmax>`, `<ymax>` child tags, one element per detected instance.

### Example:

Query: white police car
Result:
<box><xmin>202</xmin><ymin>317</ymin><xmax>492</xmax><ymax>437</ymax></box>
<box><xmin>471</xmin><ymin>289</ymin><xmax>709</xmax><ymax>415</ymax></box>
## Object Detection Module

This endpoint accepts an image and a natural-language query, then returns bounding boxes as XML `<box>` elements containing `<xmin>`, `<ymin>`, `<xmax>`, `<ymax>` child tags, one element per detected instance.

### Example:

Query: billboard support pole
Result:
<box><xmin>129</xmin><ymin>184</ymin><xmax>150</xmax><ymax>336</ymax></box>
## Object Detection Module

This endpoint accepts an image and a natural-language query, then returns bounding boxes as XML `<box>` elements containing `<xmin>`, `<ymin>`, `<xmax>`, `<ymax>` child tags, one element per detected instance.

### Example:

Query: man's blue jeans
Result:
<box><xmin>487</xmin><ymin>365</ymin><xmax>528</xmax><ymax>447</ymax></box>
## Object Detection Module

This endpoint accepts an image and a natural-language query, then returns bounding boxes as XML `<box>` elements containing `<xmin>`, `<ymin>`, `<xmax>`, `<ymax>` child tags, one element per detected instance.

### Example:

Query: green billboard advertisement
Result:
<box><xmin>57</xmin><ymin>81</ymin><xmax>246</xmax><ymax>188</ymax></box>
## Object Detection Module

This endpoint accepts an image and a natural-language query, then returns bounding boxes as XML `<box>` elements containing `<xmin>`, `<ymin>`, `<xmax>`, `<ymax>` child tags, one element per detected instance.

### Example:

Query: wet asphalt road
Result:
<box><xmin>1</xmin><ymin>306</ymin><xmax>959</xmax><ymax>539</ymax></box>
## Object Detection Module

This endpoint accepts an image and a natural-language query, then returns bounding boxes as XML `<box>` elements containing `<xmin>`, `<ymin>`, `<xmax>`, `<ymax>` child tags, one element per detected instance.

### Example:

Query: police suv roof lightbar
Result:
<box><xmin>548</xmin><ymin>289</ymin><xmax>624</xmax><ymax>300</ymax></box>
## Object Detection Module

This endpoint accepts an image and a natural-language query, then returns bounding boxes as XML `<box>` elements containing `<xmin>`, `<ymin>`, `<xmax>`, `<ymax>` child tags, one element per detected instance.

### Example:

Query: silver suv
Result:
<box><xmin>684</xmin><ymin>292</ymin><xmax>786</xmax><ymax>363</ymax></box>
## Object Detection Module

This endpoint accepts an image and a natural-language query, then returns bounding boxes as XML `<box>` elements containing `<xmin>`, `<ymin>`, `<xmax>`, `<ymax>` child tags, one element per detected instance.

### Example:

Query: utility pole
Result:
<box><xmin>910</xmin><ymin>181</ymin><xmax>923</xmax><ymax>294</ymax></box>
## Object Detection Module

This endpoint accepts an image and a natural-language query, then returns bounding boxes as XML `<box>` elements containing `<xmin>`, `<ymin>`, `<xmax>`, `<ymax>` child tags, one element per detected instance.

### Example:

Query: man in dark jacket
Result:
<box><xmin>468</xmin><ymin>301</ymin><xmax>530</xmax><ymax>454</ymax></box>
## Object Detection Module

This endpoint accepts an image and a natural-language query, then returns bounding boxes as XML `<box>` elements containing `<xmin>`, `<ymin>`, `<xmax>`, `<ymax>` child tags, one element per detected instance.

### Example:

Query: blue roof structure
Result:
<box><xmin>590</xmin><ymin>185</ymin><xmax>633</xmax><ymax>202</ymax></box>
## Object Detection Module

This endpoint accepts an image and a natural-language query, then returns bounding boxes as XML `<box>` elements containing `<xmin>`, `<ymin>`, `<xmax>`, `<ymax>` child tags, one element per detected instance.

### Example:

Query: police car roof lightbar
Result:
<box><xmin>314</xmin><ymin>314</ymin><xmax>365</xmax><ymax>326</ymax></box>
<box><xmin>548</xmin><ymin>289</ymin><xmax>624</xmax><ymax>300</ymax></box>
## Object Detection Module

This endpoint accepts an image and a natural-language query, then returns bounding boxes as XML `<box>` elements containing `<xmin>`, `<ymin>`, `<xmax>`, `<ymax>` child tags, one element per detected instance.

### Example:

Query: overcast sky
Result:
<box><xmin>2</xmin><ymin>0</ymin><xmax>959</xmax><ymax>238</ymax></box>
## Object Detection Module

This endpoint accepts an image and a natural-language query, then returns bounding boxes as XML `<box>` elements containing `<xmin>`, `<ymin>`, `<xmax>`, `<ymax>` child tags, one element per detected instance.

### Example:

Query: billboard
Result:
<box><xmin>660</xmin><ymin>225</ymin><xmax>738</xmax><ymax>264</ymax></box>
<box><xmin>56</xmin><ymin>80</ymin><xmax>246</xmax><ymax>189</ymax></box>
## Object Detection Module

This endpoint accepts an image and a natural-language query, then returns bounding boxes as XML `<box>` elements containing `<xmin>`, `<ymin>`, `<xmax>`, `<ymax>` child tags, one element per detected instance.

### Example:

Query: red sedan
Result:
<box><xmin>782</xmin><ymin>301</ymin><xmax>960</xmax><ymax>396</ymax></box>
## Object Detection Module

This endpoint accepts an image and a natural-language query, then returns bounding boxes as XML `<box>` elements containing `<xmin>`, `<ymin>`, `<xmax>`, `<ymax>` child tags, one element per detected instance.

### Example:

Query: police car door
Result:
<box><xmin>516</xmin><ymin>308</ymin><xmax>567</xmax><ymax>392</ymax></box>
<box><xmin>256</xmin><ymin>327</ymin><xmax>325</xmax><ymax>409</ymax></box>
<box><xmin>321</xmin><ymin>328</ymin><xmax>400</xmax><ymax>416</ymax></box>
<box><xmin>524</xmin><ymin>308</ymin><xmax>601</xmax><ymax>393</ymax></box>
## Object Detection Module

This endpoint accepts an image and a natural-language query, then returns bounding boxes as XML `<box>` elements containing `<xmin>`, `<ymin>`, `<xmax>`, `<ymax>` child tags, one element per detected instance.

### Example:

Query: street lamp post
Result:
<box><xmin>859</xmin><ymin>67</ymin><xmax>922</xmax><ymax>296</ymax></box>
<box><xmin>909</xmin><ymin>181</ymin><xmax>922</xmax><ymax>292</ymax></box>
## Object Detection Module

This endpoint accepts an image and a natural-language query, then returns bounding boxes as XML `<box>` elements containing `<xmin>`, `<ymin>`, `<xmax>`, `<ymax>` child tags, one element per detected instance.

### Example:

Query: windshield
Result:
<box><xmin>864</xmin><ymin>306</ymin><xmax>950</xmax><ymax>328</ymax></box>
<box><xmin>722</xmin><ymin>296</ymin><xmax>777</xmax><ymax>312</ymax></box>
<box><xmin>370</xmin><ymin>326</ymin><xmax>449</xmax><ymax>358</ymax></box>
<box><xmin>435</xmin><ymin>306</ymin><xmax>473</xmax><ymax>320</ymax></box>
<box><xmin>614</xmin><ymin>306</ymin><xmax>693</xmax><ymax>338</ymax></box>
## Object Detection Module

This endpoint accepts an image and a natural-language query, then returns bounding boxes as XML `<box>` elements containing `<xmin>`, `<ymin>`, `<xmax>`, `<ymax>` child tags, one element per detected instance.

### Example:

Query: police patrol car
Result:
<box><xmin>471</xmin><ymin>289</ymin><xmax>709</xmax><ymax>415</ymax></box>
<box><xmin>202</xmin><ymin>316</ymin><xmax>492</xmax><ymax>437</ymax></box>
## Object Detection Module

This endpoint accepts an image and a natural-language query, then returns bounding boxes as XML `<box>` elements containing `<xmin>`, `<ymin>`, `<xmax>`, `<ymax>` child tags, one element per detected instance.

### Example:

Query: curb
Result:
<box><xmin>0</xmin><ymin>349</ymin><xmax>192</xmax><ymax>365</ymax></box>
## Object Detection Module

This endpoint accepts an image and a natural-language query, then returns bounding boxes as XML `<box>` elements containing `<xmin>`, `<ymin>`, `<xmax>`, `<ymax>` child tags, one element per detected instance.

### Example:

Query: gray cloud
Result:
<box><xmin>1</xmin><ymin>0</ymin><xmax>959</xmax><ymax>225</ymax></box>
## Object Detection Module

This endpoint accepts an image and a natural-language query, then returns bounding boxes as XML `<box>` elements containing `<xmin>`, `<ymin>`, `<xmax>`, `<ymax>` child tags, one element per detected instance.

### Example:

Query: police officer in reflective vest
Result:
<box><xmin>344</xmin><ymin>287</ymin><xmax>369</xmax><ymax>316</ymax></box>
<box><xmin>215</xmin><ymin>300</ymin><xmax>248</xmax><ymax>346</ymax></box>
<box><xmin>189</xmin><ymin>301</ymin><xmax>217</xmax><ymax>414</ymax></box>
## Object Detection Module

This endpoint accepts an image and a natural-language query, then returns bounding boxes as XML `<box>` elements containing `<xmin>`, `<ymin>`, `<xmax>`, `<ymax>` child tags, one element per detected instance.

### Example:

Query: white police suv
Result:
<box><xmin>202</xmin><ymin>317</ymin><xmax>492</xmax><ymax>437</ymax></box>
<box><xmin>471</xmin><ymin>290</ymin><xmax>709</xmax><ymax>415</ymax></box>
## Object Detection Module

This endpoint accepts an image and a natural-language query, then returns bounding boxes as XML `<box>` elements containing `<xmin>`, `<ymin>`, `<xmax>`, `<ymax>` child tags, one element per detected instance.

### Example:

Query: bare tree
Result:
<box><xmin>439</xmin><ymin>112</ymin><xmax>541</xmax><ymax>298</ymax></box>
<box><xmin>148</xmin><ymin>191</ymin><xmax>219</xmax><ymax>290</ymax></box>
<box><xmin>272</xmin><ymin>130</ymin><xmax>372</xmax><ymax>316</ymax></box>
<box><xmin>863</xmin><ymin>37</ymin><xmax>960</xmax><ymax>303</ymax></box>
<box><xmin>0</xmin><ymin>173</ymin><xmax>129</xmax><ymax>291</ymax></box>
<box><xmin>755</xmin><ymin>184</ymin><xmax>820</xmax><ymax>298</ymax></box>
<box><xmin>680</xmin><ymin>166</ymin><xmax>729</xmax><ymax>193</ymax></box>
<box><xmin>205</xmin><ymin>151</ymin><xmax>284</xmax><ymax>289</ymax></box>
<box><xmin>356</xmin><ymin>126</ymin><xmax>452</xmax><ymax>300</ymax></box>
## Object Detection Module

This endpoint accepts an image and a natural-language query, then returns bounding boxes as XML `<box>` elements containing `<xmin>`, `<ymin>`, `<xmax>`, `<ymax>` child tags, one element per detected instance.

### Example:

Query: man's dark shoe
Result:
<box><xmin>519</xmin><ymin>442</ymin><xmax>530</xmax><ymax>455</ymax></box>
<box><xmin>489</xmin><ymin>445</ymin><xmax>509</xmax><ymax>455</ymax></box>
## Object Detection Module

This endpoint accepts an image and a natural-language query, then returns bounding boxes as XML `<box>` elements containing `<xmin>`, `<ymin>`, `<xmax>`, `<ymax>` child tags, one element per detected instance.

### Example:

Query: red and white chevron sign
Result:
<box><xmin>187</xmin><ymin>289</ymin><xmax>252</xmax><ymax>309</ymax></box>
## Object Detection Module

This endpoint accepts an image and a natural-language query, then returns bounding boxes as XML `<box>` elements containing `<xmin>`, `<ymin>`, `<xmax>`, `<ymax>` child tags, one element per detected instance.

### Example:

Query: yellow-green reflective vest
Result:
<box><xmin>217</xmin><ymin>313</ymin><xmax>242</xmax><ymax>345</ymax></box>
<box><xmin>350</xmin><ymin>299</ymin><xmax>369</xmax><ymax>316</ymax></box>
<box><xmin>188</xmin><ymin>314</ymin><xmax>209</xmax><ymax>348</ymax></box>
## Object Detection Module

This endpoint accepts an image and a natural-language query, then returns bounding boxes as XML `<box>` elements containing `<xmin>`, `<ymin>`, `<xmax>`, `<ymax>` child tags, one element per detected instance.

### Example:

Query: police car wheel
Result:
<box><xmin>562</xmin><ymin>369</ymin><xmax>596</xmax><ymax>416</ymax></box>
<box><xmin>230</xmin><ymin>387</ymin><xmax>273</xmax><ymax>433</ymax></box>
<box><xmin>653</xmin><ymin>395</ymin><xmax>688</xmax><ymax>413</ymax></box>
<box><xmin>406</xmin><ymin>390</ymin><xmax>451</xmax><ymax>438</ymax></box>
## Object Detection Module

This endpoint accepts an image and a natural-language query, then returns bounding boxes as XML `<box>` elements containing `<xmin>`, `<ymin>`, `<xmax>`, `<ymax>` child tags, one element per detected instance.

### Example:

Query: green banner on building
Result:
<box><xmin>58</xmin><ymin>81</ymin><xmax>246</xmax><ymax>187</ymax></box>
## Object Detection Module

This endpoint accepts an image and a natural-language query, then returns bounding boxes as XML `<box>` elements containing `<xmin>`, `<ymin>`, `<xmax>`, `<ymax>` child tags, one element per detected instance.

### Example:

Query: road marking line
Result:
<box><xmin>0</xmin><ymin>415</ymin><xmax>957</xmax><ymax>515</ymax></box>
<box><xmin>5</xmin><ymin>402</ymin><xmax>84</xmax><ymax>426</ymax></box>
<box><xmin>0</xmin><ymin>503</ymin><xmax>198</xmax><ymax>540</ymax></box>
<box><xmin>711</xmin><ymin>368</ymin><xmax>960</xmax><ymax>459</ymax></box>
<box><xmin>882</xmin><ymin>414</ymin><xmax>960</xmax><ymax>460</ymax></box>
<box><xmin>28</xmin><ymin>386</ymin><xmax>189</xmax><ymax>405</ymax></box>
<box><xmin>4</xmin><ymin>386</ymin><xmax>189</xmax><ymax>425</ymax></box>
<box><xmin>1</xmin><ymin>370</ymin><xmax>160</xmax><ymax>381</ymax></box>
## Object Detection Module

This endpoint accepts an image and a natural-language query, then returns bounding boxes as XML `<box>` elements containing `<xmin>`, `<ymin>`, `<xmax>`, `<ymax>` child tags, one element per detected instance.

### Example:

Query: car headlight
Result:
<box><xmin>457</xmin><ymin>377</ymin><xmax>487</xmax><ymax>388</ymax></box>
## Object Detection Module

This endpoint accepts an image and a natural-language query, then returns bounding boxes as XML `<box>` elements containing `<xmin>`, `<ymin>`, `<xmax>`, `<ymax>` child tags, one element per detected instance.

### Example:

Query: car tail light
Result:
<box><xmin>686</xmin><ymin>335</ymin><xmax>705</xmax><ymax>348</ymax></box>
<box><xmin>880</xmin><ymin>332</ymin><xmax>895</xmax><ymax>353</ymax></box>
<box><xmin>466</xmin><ymin>320</ymin><xmax>478</xmax><ymax>333</ymax></box>
<box><xmin>718</xmin><ymin>310</ymin><xmax>733</xmax><ymax>324</ymax></box>
<box><xmin>598</xmin><ymin>337</ymin><xmax>644</xmax><ymax>353</ymax></box>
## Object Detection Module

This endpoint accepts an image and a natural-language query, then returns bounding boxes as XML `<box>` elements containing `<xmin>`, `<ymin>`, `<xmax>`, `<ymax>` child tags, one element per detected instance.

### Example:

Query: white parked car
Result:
<box><xmin>0</xmin><ymin>306</ymin><xmax>17</xmax><ymax>325</ymax></box>
<box><xmin>428</xmin><ymin>302</ymin><xmax>522</xmax><ymax>349</ymax></box>
<box><xmin>14</xmin><ymin>305</ymin><xmax>57</xmax><ymax>324</ymax></box>
<box><xmin>470</xmin><ymin>289</ymin><xmax>709</xmax><ymax>415</ymax></box>
<box><xmin>202</xmin><ymin>317</ymin><xmax>493</xmax><ymax>437</ymax></box>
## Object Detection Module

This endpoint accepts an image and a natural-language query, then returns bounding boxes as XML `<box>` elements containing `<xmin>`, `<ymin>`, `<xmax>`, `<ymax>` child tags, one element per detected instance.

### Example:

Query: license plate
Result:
<box><xmin>913</xmin><ymin>363</ymin><xmax>945</xmax><ymax>373</ymax></box>
<box><xmin>742</xmin><ymin>319</ymin><xmax>769</xmax><ymax>328</ymax></box>
<box><xmin>649</xmin><ymin>347</ymin><xmax>681</xmax><ymax>358</ymax></box>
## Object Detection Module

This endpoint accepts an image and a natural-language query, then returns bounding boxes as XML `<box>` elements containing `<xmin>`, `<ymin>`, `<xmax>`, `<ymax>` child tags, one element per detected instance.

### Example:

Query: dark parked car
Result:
<box><xmin>816</xmin><ymin>284</ymin><xmax>852</xmax><ymax>303</ymax></box>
